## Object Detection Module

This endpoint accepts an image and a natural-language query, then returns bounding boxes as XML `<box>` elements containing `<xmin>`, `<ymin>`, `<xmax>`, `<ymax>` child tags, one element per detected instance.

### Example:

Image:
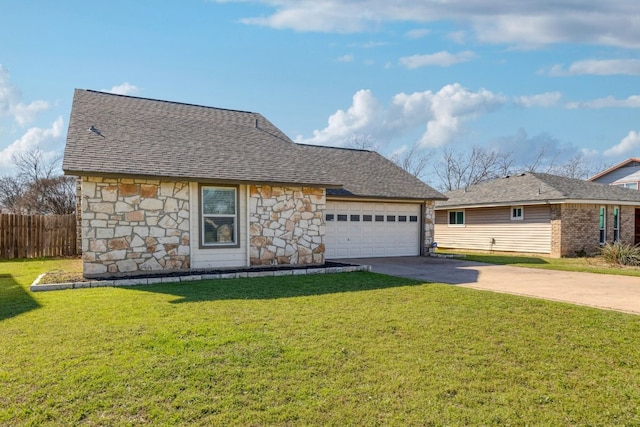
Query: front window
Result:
<box><xmin>613</xmin><ymin>206</ymin><xmax>620</xmax><ymax>242</ymax></box>
<box><xmin>201</xmin><ymin>186</ymin><xmax>238</xmax><ymax>247</ymax></box>
<box><xmin>599</xmin><ymin>206</ymin><xmax>606</xmax><ymax>245</ymax></box>
<box><xmin>448</xmin><ymin>210</ymin><xmax>465</xmax><ymax>226</ymax></box>
<box><xmin>511</xmin><ymin>206</ymin><xmax>524</xmax><ymax>221</ymax></box>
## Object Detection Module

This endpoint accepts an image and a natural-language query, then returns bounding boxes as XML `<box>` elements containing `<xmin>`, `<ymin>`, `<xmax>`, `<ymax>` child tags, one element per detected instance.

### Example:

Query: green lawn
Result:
<box><xmin>2</xmin><ymin>258</ymin><xmax>640</xmax><ymax>425</ymax></box>
<box><xmin>437</xmin><ymin>250</ymin><xmax>640</xmax><ymax>277</ymax></box>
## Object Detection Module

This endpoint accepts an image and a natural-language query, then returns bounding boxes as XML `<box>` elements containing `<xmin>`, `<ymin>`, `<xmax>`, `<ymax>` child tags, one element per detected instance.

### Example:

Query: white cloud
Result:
<box><xmin>103</xmin><ymin>82</ymin><xmax>140</xmax><ymax>96</ymax></box>
<box><xmin>548</xmin><ymin>59</ymin><xmax>640</xmax><ymax>76</ymax></box>
<box><xmin>215</xmin><ymin>0</ymin><xmax>640</xmax><ymax>48</ymax></box>
<box><xmin>447</xmin><ymin>30</ymin><xmax>468</xmax><ymax>44</ymax></box>
<box><xmin>566</xmin><ymin>95</ymin><xmax>640</xmax><ymax>109</ymax></box>
<box><xmin>336</xmin><ymin>54</ymin><xmax>354</xmax><ymax>63</ymax></box>
<box><xmin>0</xmin><ymin>64</ymin><xmax>50</xmax><ymax>126</ymax></box>
<box><xmin>603</xmin><ymin>131</ymin><xmax>640</xmax><ymax>157</ymax></box>
<box><xmin>296</xmin><ymin>84</ymin><xmax>506</xmax><ymax>148</ymax></box>
<box><xmin>399</xmin><ymin>51</ymin><xmax>476</xmax><ymax>69</ymax></box>
<box><xmin>514</xmin><ymin>92</ymin><xmax>562</xmax><ymax>108</ymax></box>
<box><xmin>405</xmin><ymin>28</ymin><xmax>430</xmax><ymax>39</ymax></box>
<box><xmin>0</xmin><ymin>116</ymin><xmax>64</xmax><ymax>169</ymax></box>
<box><xmin>295</xmin><ymin>89</ymin><xmax>383</xmax><ymax>146</ymax></box>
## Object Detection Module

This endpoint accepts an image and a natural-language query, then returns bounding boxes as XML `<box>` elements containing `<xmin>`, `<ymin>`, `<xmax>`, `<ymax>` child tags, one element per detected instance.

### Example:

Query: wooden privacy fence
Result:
<box><xmin>0</xmin><ymin>214</ymin><xmax>77</xmax><ymax>259</ymax></box>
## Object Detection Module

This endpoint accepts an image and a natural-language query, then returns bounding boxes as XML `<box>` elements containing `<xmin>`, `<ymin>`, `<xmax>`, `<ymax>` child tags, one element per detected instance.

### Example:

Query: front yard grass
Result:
<box><xmin>438</xmin><ymin>249</ymin><xmax>640</xmax><ymax>277</ymax></box>
<box><xmin>2</xmin><ymin>258</ymin><xmax>640</xmax><ymax>425</ymax></box>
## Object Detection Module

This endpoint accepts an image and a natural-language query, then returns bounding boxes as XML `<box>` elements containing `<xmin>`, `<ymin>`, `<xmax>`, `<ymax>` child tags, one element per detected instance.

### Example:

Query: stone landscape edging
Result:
<box><xmin>30</xmin><ymin>264</ymin><xmax>372</xmax><ymax>292</ymax></box>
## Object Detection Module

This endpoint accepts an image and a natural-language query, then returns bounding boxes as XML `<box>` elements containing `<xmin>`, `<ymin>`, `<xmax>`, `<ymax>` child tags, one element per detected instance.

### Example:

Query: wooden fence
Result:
<box><xmin>0</xmin><ymin>214</ymin><xmax>77</xmax><ymax>259</ymax></box>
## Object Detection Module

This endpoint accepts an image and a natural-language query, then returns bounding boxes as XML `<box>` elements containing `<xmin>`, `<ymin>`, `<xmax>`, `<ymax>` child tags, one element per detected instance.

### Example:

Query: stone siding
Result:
<box><xmin>249</xmin><ymin>185</ymin><xmax>325</xmax><ymax>266</ymax></box>
<box><xmin>423</xmin><ymin>200</ymin><xmax>435</xmax><ymax>254</ymax></box>
<box><xmin>81</xmin><ymin>177</ymin><xmax>190</xmax><ymax>276</ymax></box>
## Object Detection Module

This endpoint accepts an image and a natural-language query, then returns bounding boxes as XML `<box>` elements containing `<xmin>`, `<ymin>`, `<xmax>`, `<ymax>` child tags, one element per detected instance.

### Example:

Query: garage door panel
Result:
<box><xmin>325</xmin><ymin>201</ymin><xmax>421</xmax><ymax>258</ymax></box>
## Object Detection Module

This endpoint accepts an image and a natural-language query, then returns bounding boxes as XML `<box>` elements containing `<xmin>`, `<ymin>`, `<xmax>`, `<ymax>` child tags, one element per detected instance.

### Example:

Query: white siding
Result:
<box><xmin>434</xmin><ymin>205</ymin><xmax>551</xmax><ymax>254</ymax></box>
<box><xmin>190</xmin><ymin>183</ymin><xmax>248</xmax><ymax>268</ymax></box>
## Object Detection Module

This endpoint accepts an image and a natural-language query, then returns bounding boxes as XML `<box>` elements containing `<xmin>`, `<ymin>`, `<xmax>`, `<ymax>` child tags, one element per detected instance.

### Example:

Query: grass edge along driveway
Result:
<box><xmin>1</xmin><ymin>258</ymin><xmax>639</xmax><ymax>426</ymax></box>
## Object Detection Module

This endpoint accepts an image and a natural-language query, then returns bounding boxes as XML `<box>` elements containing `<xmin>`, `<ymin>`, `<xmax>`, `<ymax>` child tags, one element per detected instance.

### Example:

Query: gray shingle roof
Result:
<box><xmin>63</xmin><ymin>89</ymin><xmax>444</xmax><ymax>201</ymax></box>
<box><xmin>299</xmin><ymin>145</ymin><xmax>447</xmax><ymax>200</ymax></box>
<box><xmin>436</xmin><ymin>172</ymin><xmax>640</xmax><ymax>208</ymax></box>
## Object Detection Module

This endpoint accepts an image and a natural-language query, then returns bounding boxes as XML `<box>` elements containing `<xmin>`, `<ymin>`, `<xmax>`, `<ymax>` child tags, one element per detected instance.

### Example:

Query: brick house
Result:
<box><xmin>434</xmin><ymin>173</ymin><xmax>640</xmax><ymax>257</ymax></box>
<box><xmin>63</xmin><ymin>90</ymin><xmax>445</xmax><ymax>278</ymax></box>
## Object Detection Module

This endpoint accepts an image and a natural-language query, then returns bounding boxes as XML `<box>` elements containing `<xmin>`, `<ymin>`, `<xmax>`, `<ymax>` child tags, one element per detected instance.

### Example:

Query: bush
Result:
<box><xmin>600</xmin><ymin>242</ymin><xmax>640</xmax><ymax>266</ymax></box>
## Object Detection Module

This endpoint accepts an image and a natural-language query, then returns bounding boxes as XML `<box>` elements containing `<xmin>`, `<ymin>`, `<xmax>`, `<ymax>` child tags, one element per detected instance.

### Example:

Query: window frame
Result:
<box><xmin>448</xmin><ymin>210</ymin><xmax>465</xmax><ymax>227</ymax></box>
<box><xmin>599</xmin><ymin>205</ymin><xmax>606</xmax><ymax>245</ymax></box>
<box><xmin>613</xmin><ymin>206</ymin><xmax>620</xmax><ymax>242</ymax></box>
<box><xmin>199</xmin><ymin>184</ymin><xmax>240</xmax><ymax>249</ymax></box>
<box><xmin>510</xmin><ymin>206</ymin><xmax>524</xmax><ymax>221</ymax></box>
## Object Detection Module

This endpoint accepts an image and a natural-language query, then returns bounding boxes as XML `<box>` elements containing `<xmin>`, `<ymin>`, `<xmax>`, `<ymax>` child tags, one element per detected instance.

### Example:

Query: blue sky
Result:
<box><xmin>2</xmin><ymin>0</ymin><xmax>640</xmax><ymax>184</ymax></box>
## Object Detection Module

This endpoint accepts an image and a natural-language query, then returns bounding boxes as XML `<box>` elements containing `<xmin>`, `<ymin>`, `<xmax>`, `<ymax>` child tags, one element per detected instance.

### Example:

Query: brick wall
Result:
<box><xmin>551</xmin><ymin>203</ymin><xmax>638</xmax><ymax>257</ymax></box>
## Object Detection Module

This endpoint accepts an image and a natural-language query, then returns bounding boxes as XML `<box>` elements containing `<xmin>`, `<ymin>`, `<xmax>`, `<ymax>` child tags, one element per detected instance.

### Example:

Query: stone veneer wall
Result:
<box><xmin>75</xmin><ymin>176</ymin><xmax>82</xmax><ymax>255</ymax></box>
<box><xmin>249</xmin><ymin>185</ymin><xmax>325</xmax><ymax>266</ymax></box>
<box><xmin>423</xmin><ymin>200</ymin><xmax>435</xmax><ymax>255</ymax></box>
<box><xmin>81</xmin><ymin>177</ymin><xmax>190</xmax><ymax>276</ymax></box>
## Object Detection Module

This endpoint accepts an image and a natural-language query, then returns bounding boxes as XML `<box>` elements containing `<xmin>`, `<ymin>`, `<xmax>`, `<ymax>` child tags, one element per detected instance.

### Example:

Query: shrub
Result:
<box><xmin>600</xmin><ymin>242</ymin><xmax>640</xmax><ymax>266</ymax></box>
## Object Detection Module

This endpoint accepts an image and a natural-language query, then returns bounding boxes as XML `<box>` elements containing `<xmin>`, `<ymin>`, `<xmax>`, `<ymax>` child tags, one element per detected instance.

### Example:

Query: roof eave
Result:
<box><xmin>63</xmin><ymin>169</ymin><xmax>344</xmax><ymax>189</ymax></box>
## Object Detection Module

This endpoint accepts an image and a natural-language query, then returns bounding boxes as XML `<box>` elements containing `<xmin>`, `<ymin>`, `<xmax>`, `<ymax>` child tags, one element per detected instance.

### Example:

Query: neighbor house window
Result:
<box><xmin>617</xmin><ymin>182</ymin><xmax>639</xmax><ymax>190</ymax></box>
<box><xmin>511</xmin><ymin>206</ymin><xmax>524</xmax><ymax>221</ymax></box>
<box><xmin>613</xmin><ymin>206</ymin><xmax>620</xmax><ymax>242</ymax></box>
<box><xmin>599</xmin><ymin>206</ymin><xmax>606</xmax><ymax>245</ymax></box>
<box><xmin>448</xmin><ymin>210</ymin><xmax>465</xmax><ymax>226</ymax></box>
<box><xmin>201</xmin><ymin>185</ymin><xmax>238</xmax><ymax>247</ymax></box>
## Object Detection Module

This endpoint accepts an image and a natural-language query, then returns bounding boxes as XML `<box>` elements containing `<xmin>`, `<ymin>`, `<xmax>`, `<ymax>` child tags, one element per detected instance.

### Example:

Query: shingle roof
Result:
<box><xmin>299</xmin><ymin>145</ymin><xmax>447</xmax><ymax>200</ymax></box>
<box><xmin>436</xmin><ymin>172</ymin><xmax>640</xmax><ymax>208</ymax></box>
<box><xmin>63</xmin><ymin>89</ymin><xmax>444</xmax><ymax>200</ymax></box>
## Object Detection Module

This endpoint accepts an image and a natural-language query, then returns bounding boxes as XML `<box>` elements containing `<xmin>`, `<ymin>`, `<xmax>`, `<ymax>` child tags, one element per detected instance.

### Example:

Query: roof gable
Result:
<box><xmin>588</xmin><ymin>157</ymin><xmax>640</xmax><ymax>184</ymax></box>
<box><xmin>63</xmin><ymin>90</ymin><xmax>342</xmax><ymax>186</ymax></box>
<box><xmin>436</xmin><ymin>172</ymin><xmax>640</xmax><ymax>208</ymax></box>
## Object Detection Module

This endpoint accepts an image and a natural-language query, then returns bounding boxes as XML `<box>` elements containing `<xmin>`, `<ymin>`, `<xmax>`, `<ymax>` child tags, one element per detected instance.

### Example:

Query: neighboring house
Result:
<box><xmin>434</xmin><ymin>173</ymin><xmax>640</xmax><ymax>257</ymax></box>
<box><xmin>63</xmin><ymin>89</ymin><xmax>446</xmax><ymax>277</ymax></box>
<box><xmin>588</xmin><ymin>157</ymin><xmax>640</xmax><ymax>190</ymax></box>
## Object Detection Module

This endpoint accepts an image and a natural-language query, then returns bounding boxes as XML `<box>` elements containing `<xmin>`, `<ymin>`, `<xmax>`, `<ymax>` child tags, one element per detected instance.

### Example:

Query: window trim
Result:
<box><xmin>199</xmin><ymin>184</ymin><xmax>240</xmax><ymax>249</ymax></box>
<box><xmin>599</xmin><ymin>205</ymin><xmax>606</xmax><ymax>245</ymax></box>
<box><xmin>613</xmin><ymin>206</ymin><xmax>620</xmax><ymax>242</ymax></box>
<box><xmin>448</xmin><ymin>210</ymin><xmax>465</xmax><ymax>227</ymax></box>
<box><xmin>510</xmin><ymin>206</ymin><xmax>524</xmax><ymax>221</ymax></box>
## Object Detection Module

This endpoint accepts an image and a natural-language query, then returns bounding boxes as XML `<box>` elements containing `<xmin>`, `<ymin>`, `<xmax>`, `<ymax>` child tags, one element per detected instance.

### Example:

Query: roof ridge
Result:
<box><xmin>296</xmin><ymin>143</ymin><xmax>374</xmax><ymax>153</ymax></box>
<box><xmin>80</xmin><ymin>89</ymin><xmax>257</xmax><ymax>115</ymax></box>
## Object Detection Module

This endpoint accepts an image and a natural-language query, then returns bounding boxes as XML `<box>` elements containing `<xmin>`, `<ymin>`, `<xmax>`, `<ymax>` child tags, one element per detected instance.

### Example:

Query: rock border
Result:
<box><xmin>30</xmin><ymin>264</ymin><xmax>372</xmax><ymax>292</ymax></box>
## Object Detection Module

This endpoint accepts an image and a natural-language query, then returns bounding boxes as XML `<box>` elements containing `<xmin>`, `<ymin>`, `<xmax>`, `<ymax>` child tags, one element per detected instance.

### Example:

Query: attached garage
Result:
<box><xmin>325</xmin><ymin>200</ymin><xmax>422</xmax><ymax>258</ymax></box>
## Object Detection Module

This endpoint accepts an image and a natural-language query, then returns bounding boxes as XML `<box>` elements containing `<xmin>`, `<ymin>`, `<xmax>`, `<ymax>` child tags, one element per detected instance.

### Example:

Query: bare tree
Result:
<box><xmin>388</xmin><ymin>144</ymin><xmax>432</xmax><ymax>180</ymax></box>
<box><xmin>13</xmin><ymin>149</ymin><xmax>60</xmax><ymax>182</ymax></box>
<box><xmin>343</xmin><ymin>134</ymin><xmax>379</xmax><ymax>152</ymax></box>
<box><xmin>433</xmin><ymin>145</ymin><xmax>514</xmax><ymax>191</ymax></box>
<box><xmin>0</xmin><ymin>176</ymin><xmax>27</xmax><ymax>213</ymax></box>
<box><xmin>0</xmin><ymin>149</ymin><xmax>75</xmax><ymax>215</ymax></box>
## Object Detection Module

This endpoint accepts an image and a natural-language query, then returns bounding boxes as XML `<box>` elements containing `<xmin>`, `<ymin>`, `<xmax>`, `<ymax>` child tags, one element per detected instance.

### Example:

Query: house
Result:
<box><xmin>434</xmin><ymin>173</ymin><xmax>640</xmax><ymax>257</ymax></box>
<box><xmin>63</xmin><ymin>89</ymin><xmax>446</xmax><ymax>277</ymax></box>
<box><xmin>588</xmin><ymin>157</ymin><xmax>640</xmax><ymax>190</ymax></box>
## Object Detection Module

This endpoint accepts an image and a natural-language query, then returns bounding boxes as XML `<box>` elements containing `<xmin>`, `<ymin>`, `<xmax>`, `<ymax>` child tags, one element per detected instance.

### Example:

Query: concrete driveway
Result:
<box><xmin>336</xmin><ymin>256</ymin><xmax>640</xmax><ymax>315</ymax></box>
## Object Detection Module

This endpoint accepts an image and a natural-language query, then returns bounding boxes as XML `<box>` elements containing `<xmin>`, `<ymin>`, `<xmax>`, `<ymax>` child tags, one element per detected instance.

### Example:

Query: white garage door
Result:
<box><xmin>325</xmin><ymin>201</ymin><xmax>421</xmax><ymax>258</ymax></box>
